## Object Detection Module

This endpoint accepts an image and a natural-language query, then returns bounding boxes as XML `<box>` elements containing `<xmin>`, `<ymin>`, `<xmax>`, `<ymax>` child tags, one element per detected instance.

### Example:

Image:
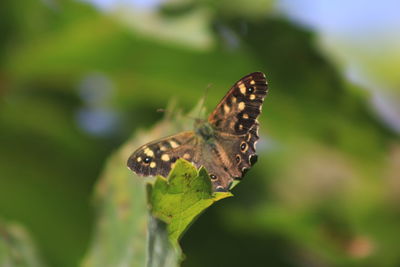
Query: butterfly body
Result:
<box><xmin>127</xmin><ymin>72</ymin><xmax>268</xmax><ymax>191</ymax></box>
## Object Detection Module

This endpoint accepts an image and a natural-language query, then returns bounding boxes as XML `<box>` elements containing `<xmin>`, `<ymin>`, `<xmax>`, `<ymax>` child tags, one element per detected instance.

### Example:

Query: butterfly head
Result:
<box><xmin>194</xmin><ymin>120</ymin><xmax>214</xmax><ymax>141</ymax></box>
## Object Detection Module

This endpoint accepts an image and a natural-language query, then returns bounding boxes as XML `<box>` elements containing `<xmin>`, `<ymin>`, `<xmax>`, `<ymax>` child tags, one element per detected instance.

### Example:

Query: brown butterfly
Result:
<box><xmin>127</xmin><ymin>72</ymin><xmax>269</xmax><ymax>192</ymax></box>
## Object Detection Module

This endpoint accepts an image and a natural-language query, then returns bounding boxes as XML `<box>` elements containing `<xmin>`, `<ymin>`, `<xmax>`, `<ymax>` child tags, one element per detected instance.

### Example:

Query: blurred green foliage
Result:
<box><xmin>81</xmin><ymin>131</ymin><xmax>148</xmax><ymax>267</ymax></box>
<box><xmin>0</xmin><ymin>0</ymin><xmax>399</xmax><ymax>266</ymax></box>
<box><xmin>0</xmin><ymin>221</ymin><xmax>46</xmax><ymax>267</ymax></box>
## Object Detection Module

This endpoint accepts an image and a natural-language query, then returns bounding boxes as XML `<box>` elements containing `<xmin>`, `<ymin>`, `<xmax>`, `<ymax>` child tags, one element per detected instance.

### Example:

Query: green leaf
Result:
<box><xmin>150</xmin><ymin>159</ymin><xmax>232</xmax><ymax>246</ymax></box>
<box><xmin>0</xmin><ymin>220</ymin><xmax>46</xmax><ymax>267</ymax></box>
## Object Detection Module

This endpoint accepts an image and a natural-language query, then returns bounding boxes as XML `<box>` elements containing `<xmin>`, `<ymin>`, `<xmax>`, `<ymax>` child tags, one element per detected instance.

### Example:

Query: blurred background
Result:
<box><xmin>1</xmin><ymin>0</ymin><xmax>399</xmax><ymax>266</ymax></box>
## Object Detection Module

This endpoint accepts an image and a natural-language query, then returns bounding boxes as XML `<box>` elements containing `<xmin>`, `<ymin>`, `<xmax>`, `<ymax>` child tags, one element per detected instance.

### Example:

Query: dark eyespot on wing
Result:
<box><xmin>236</xmin><ymin>154</ymin><xmax>241</xmax><ymax>163</ymax></box>
<box><xmin>240</xmin><ymin>142</ymin><xmax>247</xmax><ymax>151</ymax></box>
<box><xmin>250</xmin><ymin>154</ymin><xmax>258</xmax><ymax>165</ymax></box>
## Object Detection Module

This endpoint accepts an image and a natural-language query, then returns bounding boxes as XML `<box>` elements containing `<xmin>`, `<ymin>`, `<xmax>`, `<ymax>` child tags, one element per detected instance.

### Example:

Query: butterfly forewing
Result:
<box><xmin>127</xmin><ymin>131</ymin><xmax>197</xmax><ymax>178</ymax></box>
<box><xmin>208</xmin><ymin>72</ymin><xmax>268</xmax><ymax>135</ymax></box>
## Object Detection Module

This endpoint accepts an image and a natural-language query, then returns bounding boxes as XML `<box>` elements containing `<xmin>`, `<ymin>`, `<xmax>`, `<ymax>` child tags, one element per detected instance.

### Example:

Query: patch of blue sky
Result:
<box><xmin>277</xmin><ymin>0</ymin><xmax>400</xmax><ymax>36</ymax></box>
<box><xmin>85</xmin><ymin>0</ymin><xmax>162</xmax><ymax>10</ymax></box>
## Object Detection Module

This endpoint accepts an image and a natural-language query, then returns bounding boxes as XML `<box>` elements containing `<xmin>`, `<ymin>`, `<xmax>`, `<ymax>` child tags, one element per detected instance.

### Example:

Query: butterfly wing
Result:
<box><xmin>193</xmin><ymin>122</ymin><xmax>260</xmax><ymax>192</ymax></box>
<box><xmin>127</xmin><ymin>130</ymin><xmax>233</xmax><ymax>191</ymax></box>
<box><xmin>208</xmin><ymin>72</ymin><xmax>268</xmax><ymax>135</ymax></box>
<box><xmin>215</xmin><ymin>121</ymin><xmax>260</xmax><ymax>178</ymax></box>
<box><xmin>127</xmin><ymin>131</ymin><xmax>198</xmax><ymax>178</ymax></box>
<box><xmin>204</xmin><ymin>72</ymin><xmax>268</xmax><ymax>191</ymax></box>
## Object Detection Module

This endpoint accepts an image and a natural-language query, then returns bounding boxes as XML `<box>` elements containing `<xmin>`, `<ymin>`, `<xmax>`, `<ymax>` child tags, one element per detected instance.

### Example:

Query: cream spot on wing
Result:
<box><xmin>239</xmin><ymin>124</ymin><xmax>243</xmax><ymax>130</ymax></box>
<box><xmin>137</xmin><ymin>157</ymin><xmax>142</xmax><ymax>162</ymax></box>
<box><xmin>250</xmin><ymin>80</ymin><xmax>255</xmax><ymax>85</ymax></box>
<box><xmin>243</xmin><ymin>113</ymin><xmax>249</xmax><ymax>119</ymax></box>
<box><xmin>170</xmin><ymin>141</ymin><xmax>179</xmax><ymax>148</ymax></box>
<box><xmin>161</xmin><ymin>154</ymin><xmax>170</xmax><ymax>161</ymax></box>
<box><xmin>247</xmin><ymin>134</ymin><xmax>251</xmax><ymax>141</ymax></box>
<box><xmin>144</xmin><ymin>148</ymin><xmax>154</xmax><ymax>157</ymax></box>
<box><xmin>238</xmin><ymin>102</ymin><xmax>245</xmax><ymax>111</ymax></box>
<box><xmin>160</xmin><ymin>146</ymin><xmax>167</xmax><ymax>151</ymax></box>
<box><xmin>249</xmin><ymin>94</ymin><xmax>256</xmax><ymax>100</ymax></box>
<box><xmin>171</xmin><ymin>163</ymin><xmax>176</xmax><ymax>169</ymax></box>
<box><xmin>150</xmin><ymin>162</ymin><xmax>156</xmax><ymax>168</ymax></box>
<box><xmin>239</xmin><ymin>83</ymin><xmax>246</xmax><ymax>94</ymax></box>
<box><xmin>231</xmin><ymin>97</ymin><xmax>237</xmax><ymax>103</ymax></box>
<box><xmin>223</xmin><ymin>104</ymin><xmax>230</xmax><ymax>114</ymax></box>
<box><xmin>183</xmin><ymin>153</ymin><xmax>191</xmax><ymax>160</ymax></box>
<box><xmin>216</xmin><ymin>185</ymin><xmax>224</xmax><ymax>191</ymax></box>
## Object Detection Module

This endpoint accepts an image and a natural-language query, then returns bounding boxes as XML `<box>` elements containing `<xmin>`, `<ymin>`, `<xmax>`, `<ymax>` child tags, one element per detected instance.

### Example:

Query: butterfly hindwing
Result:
<box><xmin>208</xmin><ymin>72</ymin><xmax>268</xmax><ymax>135</ymax></box>
<box><xmin>127</xmin><ymin>131</ymin><xmax>197</xmax><ymax>178</ymax></box>
<box><xmin>207</xmin><ymin>122</ymin><xmax>260</xmax><ymax>191</ymax></box>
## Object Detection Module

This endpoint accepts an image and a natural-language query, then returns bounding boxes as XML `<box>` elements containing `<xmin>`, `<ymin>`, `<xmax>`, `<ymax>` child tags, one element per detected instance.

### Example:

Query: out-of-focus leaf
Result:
<box><xmin>115</xmin><ymin>7</ymin><xmax>214</xmax><ymax>51</ymax></box>
<box><xmin>0</xmin><ymin>221</ymin><xmax>46</xmax><ymax>267</ymax></box>
<box><xmin>80</xmin><ymin>143</ymin><xmax>148</xmax><ymax>267</ymax></box>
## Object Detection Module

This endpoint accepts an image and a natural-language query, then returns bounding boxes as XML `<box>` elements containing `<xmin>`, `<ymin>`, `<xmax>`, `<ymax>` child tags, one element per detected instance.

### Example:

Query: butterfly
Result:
<box><xmin>127</xmin><ymin>72</ymin><xmax>268</xmax><ymax>192</ymax></box>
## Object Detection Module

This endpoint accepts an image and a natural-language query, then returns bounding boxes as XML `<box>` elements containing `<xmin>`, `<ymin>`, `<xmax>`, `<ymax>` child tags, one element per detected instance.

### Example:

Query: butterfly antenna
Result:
<box><xmin>197</xmin><ymin>83</ymin><xmax>212</xmax><ymax>119</ymax></box>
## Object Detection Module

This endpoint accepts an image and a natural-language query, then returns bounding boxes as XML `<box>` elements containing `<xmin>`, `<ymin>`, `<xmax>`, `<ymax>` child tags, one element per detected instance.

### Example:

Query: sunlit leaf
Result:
<box><xmin>150</xmin><ymin>159</ymin><xmax>232</xmax><ymax>245</ymax></box>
